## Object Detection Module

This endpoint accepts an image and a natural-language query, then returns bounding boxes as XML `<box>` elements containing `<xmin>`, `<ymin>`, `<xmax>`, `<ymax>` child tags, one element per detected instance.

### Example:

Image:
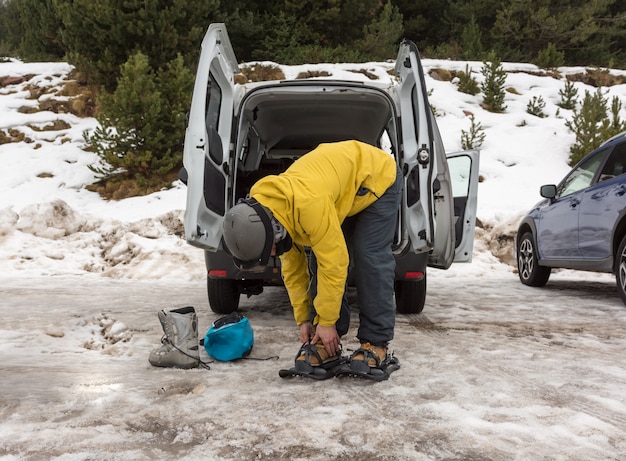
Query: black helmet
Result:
<box><xmin>222</xmin><ymin>198</ymin><xmax>273</xmax><ymax>272</ymax></box>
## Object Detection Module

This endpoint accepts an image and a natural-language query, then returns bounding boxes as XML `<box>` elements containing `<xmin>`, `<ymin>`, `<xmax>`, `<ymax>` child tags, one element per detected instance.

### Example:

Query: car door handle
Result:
<box><xmin>617</xmin><ymin>185</ymin><xmax>626</xmax><ymax>197</ymax></box>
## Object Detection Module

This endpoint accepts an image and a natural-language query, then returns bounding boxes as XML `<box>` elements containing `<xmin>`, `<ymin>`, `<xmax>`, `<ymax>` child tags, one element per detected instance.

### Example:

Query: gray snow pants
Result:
<box><xmin>309</xmin><ymin>166</ymin><xmax>402</xmax><ymax>346</ymax></box>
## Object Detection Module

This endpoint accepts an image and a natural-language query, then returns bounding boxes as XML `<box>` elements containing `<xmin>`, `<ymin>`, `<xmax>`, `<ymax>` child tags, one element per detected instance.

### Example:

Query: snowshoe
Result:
<box><xmin>335</xmin><ymin>343</ymin><xmax>400</xmax><ymax>382</ymax></box>
<box><xmin>279</xmin><ymin>342</ymin><xmax>344</xmax><ymax>380</ymax></box>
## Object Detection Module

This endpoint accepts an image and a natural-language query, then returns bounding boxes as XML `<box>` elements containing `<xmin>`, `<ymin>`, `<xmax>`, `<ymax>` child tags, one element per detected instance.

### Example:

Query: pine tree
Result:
<box><xmin>461</xmin><ymin>114</ymin><xmax>486</xmax><ymax>150</ymax></box>
<box><xmin>0</xmin><ymin>1</ymin><xmax>20</xmax><ymax>55</ymax></box>
<box><xmin>53</xmin><ymin>0</ymin><xmax>218</xmax><ymax>90</ymax></box>
<box><xmin>0</xmin><ymin>0</ymin><xmax>63</xmax><ymax>60</ymax></box>
<box><xmin>606</xmin><ymin>96</ymin><xmax>626</xmax><ymax>138</ymax></box>
<box><xmin>490</xmin><ymin>0</ymin><xmax>626</xmax><ymax>67</ymax></box>
<box><xmin>457</xmin><ymin>65</ymin><xmax>480</xmax><ymax>95</ymax></box>
<box><xmin>282</xmin><ymin>0</ymin><xmax>380</xmax><ymax>48</ymax></box>
<box><xmin>557</xmin><ymin>80</ymin><xmax>579</xmax><ymax>110</ymax></box>
<box><xmin>156</xmin><ymin>54</ymin><xmax>194</xmax><ymax>174</ymax></box>
<box><xmin>565</xmin><ymin>88</ymin><xmax>626</xmax><ymax>165</ymax></box>
<box><xmin>526</xmin><ymin>96</ymin><xmax>547</xmax><ymax>118</ymax></box>
<box><xmin>87</xmin><ymin>51</ymin><xmax>194</xmax><ymax>192</ymax></box>
<box><xmin>480</xmin><ymin>51</ymin><xmax>507</xmax><ymax>113</ymax></box>
<box><xmin>460</xmin><ymin>16</ymin><xmax>484</xmax><ymax>60</ymax></box>
<box><xmin>360</xmin><ymin>1</ymin><xmax>404</xmax><ymax>61</ymax></box>
<box><xmin>535</xmin><ymin>42</ymin><xmax>564</xmax><ymax>69</ymax></box>
<box><xmin>264</xmin><ymin>0</ymin><xmax>394</xmax><ymax>63</ymax></box>
<box><xmin>87</xmin><ymin>52</ymin><xmax>165</xmax><ymax>183</ymax></box>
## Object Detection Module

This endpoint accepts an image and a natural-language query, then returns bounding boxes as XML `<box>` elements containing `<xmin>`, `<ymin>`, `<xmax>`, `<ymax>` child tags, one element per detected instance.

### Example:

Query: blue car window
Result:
<box><xmin>557</xmin><ymin>146</ymin><xmax>610</xmax><ymax>198</ymax></box>
<box><xmin>599</xmin><ymin>141</ymin><xmax>626</xmax><ymax>181</ymax></box>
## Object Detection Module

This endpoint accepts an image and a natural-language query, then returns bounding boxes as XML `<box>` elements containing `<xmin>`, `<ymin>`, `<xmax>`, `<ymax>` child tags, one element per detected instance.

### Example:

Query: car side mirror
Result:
<box><xmin>540</xmin><ymin>184</ymin><xmax>557</xmax><ymax>199</ymax></box>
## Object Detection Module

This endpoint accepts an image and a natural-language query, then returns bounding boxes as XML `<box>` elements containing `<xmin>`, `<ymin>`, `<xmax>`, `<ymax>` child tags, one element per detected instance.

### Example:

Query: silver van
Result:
<box><xmin>181</xmin><ymin>23</ymin><xmax>480</xmax><ymax>315</ymax></box>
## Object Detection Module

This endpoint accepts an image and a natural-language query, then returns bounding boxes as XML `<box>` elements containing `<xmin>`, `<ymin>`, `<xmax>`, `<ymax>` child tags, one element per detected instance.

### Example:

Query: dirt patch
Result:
<box><xmin>508</xmin><ymin>69</ymin><xmax>562</xmax><ymax>80</ymax></box>
<box><xmin>14</xmin><ymin>76</ymin><xmax>97</xmax><ymax>117</ymax></box>
<box><xmin>567</xmin><ymin>68</ymin><xmax>626</xmax><ymax>87</ymax></box>
<box><xmin>348</xmin><ymin>68</ymin><xmax>379</xmax><ymax>80</ymax></box>
<box><xmin>0</xmin><ymin>74</ymin><xmax>35</xmax><ymax>87</ymax></box>
<box><xmin>27</xmin><ymin>119</ymin><xmax>72</xmax><ymax>132</ymax></box>
<box><xmin>475</xmin><ymin>215</ymin><xmax>522</xmax><ymax>267</ymax></box>
<box><xmin>0</xmin><ymin>128</ymin><xmax>33</xmax><ymax>144</ymax></box>
<box><xmin>296</xmin><ymin>70</ymin><xmax>332</xmax><ymax>79</ymax></box>
<box><xmin>86</xmin><ymin>169</ymin><xmax>180</xmax><ymax>200</ymax></box>
<box><xmin>235</xmin><ymin>64</ymin><xmax>286</xmax><ymax>84</ymax></box>
<box><xmin>429</xmin><ymin>68</ymin><xmax>453</xmax><ymax>81</ymax></box>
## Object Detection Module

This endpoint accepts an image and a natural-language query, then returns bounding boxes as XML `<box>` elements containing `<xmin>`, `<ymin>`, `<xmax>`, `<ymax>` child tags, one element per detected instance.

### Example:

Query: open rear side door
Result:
<box><xmin>395</xmin><ymin>39</ymin><xmax>456</xmax><ymax>268</ymax></box>
<box><xmin>447</xmin><ymin>150</ymin><xmax>480</xmax><ymax>263</ymax></box>
<box><xmin>183</xmin><ymin>23</ymin><xmax>239</xmax><ymax>250</ymax></box>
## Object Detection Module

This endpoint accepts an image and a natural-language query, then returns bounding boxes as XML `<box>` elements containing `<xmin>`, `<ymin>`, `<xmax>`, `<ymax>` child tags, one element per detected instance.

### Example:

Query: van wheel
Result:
<box><xmin>616</xmin><ymin>235</ymin><xmax>626</xmax><ymax>306</ymax></box>
<box><xmin>395</xmin><ymin>276</ymin><xmax>427</xmax><ymax>314</ymax></box>
<box><xmin>207</xmin><ymin>278</ymin><xmax>240</xmax><ymax>314</ymax></box>
<box><xmin>517</xmin><ymin>232</ymin><xmax>551</xmax><ymax>287</ymax></box>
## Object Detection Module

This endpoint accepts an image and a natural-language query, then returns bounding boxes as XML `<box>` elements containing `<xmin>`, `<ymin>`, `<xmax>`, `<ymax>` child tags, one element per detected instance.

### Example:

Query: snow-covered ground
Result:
<box><xmin>1</xmin><ymin>58</ymin><xmax>625</xmax><ymax>460</ymax></box>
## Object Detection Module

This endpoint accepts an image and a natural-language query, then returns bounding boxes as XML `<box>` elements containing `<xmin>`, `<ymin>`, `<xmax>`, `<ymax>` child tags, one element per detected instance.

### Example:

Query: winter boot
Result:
<box><xmin>350</xmin><ymin>342</ymin><xmax>387</xmax><ymax>368</ymax></box>
<box><xmin>149</xmin><ymin>306</ymin><xmax>199</xmax><ymax>369</ymax></box>
<box><xmin>279</xmin><ymin>342</ymin><xmax>344</xmax><ymax>380</ymax></box>
<box><xmin>295</xmin><ymin>341</ymin><xmax>342</xmax><ymax>368</ymax></box>
<box><xmin>335</xmin><ymin>342</ymin><xmax>400</xmax><ymax>381</ymax></box>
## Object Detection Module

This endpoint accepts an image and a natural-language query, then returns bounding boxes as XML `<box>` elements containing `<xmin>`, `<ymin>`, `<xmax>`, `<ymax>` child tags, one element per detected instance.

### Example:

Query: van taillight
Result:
<box><xmin>405</xmin><ymin>271</ymin><xmax>424</xmax><ymax>280</ymax></box>
<box><xmin>209</xmin><ymin>270</ymin><xmax>228</xmax><ymax>278</ymax></box>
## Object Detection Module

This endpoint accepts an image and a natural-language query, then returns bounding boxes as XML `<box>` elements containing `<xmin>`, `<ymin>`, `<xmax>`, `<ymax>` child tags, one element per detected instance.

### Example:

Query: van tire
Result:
<box><xmin>395</xmin><ymin>276</ymin><xmax>427</xmax><ymax>314</ymax></box>
<box><xmin>207</xmin><ymin>278</ymin><xmax>240</xmax><ymax>314</ymax></box>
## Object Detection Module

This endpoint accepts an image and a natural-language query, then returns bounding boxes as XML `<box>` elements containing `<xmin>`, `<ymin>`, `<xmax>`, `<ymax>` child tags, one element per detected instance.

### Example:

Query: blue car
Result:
<box><xmin>516</xmin><ymin>131</ymin><xmax>626</xmax><ymax>305</ymax></box>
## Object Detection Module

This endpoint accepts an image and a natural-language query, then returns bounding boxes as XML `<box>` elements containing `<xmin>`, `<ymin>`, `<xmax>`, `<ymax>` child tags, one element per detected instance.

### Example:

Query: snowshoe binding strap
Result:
<box><xmin>295</xmin><ymin>342</ymin><xmax>342</xmax><ymax>373</ymax></box>
<box><xmin>278</xmin><ymin>343</ymin><xmax>345</xmax><ymax>380</ymax></box>
<box><xmin>336</xmin><ymin>347</ymin><xmax>400</xmax><ymax>382</ymax></box>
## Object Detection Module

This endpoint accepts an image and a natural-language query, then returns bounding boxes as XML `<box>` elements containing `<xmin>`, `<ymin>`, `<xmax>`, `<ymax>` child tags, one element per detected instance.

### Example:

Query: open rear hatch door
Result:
<box><xmin>395</xmin><ymin>39</ymin><xmax>456</xmax><ymax>268</ymax></box>
<box><xmin>183</xmin><ymin>23</ymin><xmax>239</xmax><ymax>250</ymax></box>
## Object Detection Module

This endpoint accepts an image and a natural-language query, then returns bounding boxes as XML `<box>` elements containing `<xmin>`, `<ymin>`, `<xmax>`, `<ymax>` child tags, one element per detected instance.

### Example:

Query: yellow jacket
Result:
<box><xmin>251</xmin><ymin>140</ymin><xmax>397</xmax><ymax>327</ymax></box>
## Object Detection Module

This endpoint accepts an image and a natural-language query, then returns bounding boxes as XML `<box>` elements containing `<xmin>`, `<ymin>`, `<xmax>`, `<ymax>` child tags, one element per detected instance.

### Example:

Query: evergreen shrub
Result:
<box><xmin>526</xmin><ymin>96</ymin><xmax>547</xmax><ymax>118</ymax></box>
<box><xmin>457</xmin><ymin>65</ymin><xmax>480</xmax><ymax>95</ymax></box>
<box><xmin>461</xmin><ymin>114</ymin><xmax>486</xmax><ymax>150</ymax></box>
<box><xmin>86</xmin><ymin>52</ymin><xmax>193</xmax><ymax>194</ymax></box>
<box><xmin>535</xmin><ymin>43</ymin><xmax>564</xmax><ymax>69</ymax></box>
<box><xmin>480</xmin><ymin>51</ymin><xmax>507</xmax><ymax>113</ymax></box>
<box><xmin>558</xmin><ymin>80</ymin><xmax>578</xmax><ymax>110</ymax></box>
<box><xmin>565</xmin><ymin>88</ymin><xmax>626</xmax><ymax>165</ymax></box>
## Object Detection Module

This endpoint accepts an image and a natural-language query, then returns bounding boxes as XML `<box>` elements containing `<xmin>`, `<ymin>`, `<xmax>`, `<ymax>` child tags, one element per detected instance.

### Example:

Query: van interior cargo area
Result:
<box><xmin>235</xmin><ymin>84</ymin><xmax>396</xmax><ymax>196</ymax></box>
<box><xmin>241</xmin><ymin>86</ymin><xmax>393</xmax><ymax>159</ymax></box>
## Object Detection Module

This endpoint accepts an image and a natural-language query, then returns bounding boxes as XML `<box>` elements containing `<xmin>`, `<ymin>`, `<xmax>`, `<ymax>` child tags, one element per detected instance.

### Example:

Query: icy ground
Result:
<box><xmin>1</xmin><ymin>58</ymin><xmax>626</xmax><ymax>459</ymax></box>
<box><xmin>0</xmin><ymin>265</ymin><xmax>624</xmax><ymax>460</ymax></box>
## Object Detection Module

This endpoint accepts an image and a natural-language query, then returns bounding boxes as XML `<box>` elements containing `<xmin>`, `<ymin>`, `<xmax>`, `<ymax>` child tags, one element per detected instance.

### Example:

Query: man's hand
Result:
<box><xmin>299</xmin><ymin>321</ymin><xmax>314</xmax><ymax>344</ymax></box>
<box><xmin>311</xmin><ymin>324</ymin><xmax>341</xmax><ymax>356</ymax></box>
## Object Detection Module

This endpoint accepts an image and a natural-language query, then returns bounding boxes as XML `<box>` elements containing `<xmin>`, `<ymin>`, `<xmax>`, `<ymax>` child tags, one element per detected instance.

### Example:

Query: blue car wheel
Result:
<box><xmin>517</xmin><ymin>232</ymin><xmax>551</xmax><ymax>287</ymax></box>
